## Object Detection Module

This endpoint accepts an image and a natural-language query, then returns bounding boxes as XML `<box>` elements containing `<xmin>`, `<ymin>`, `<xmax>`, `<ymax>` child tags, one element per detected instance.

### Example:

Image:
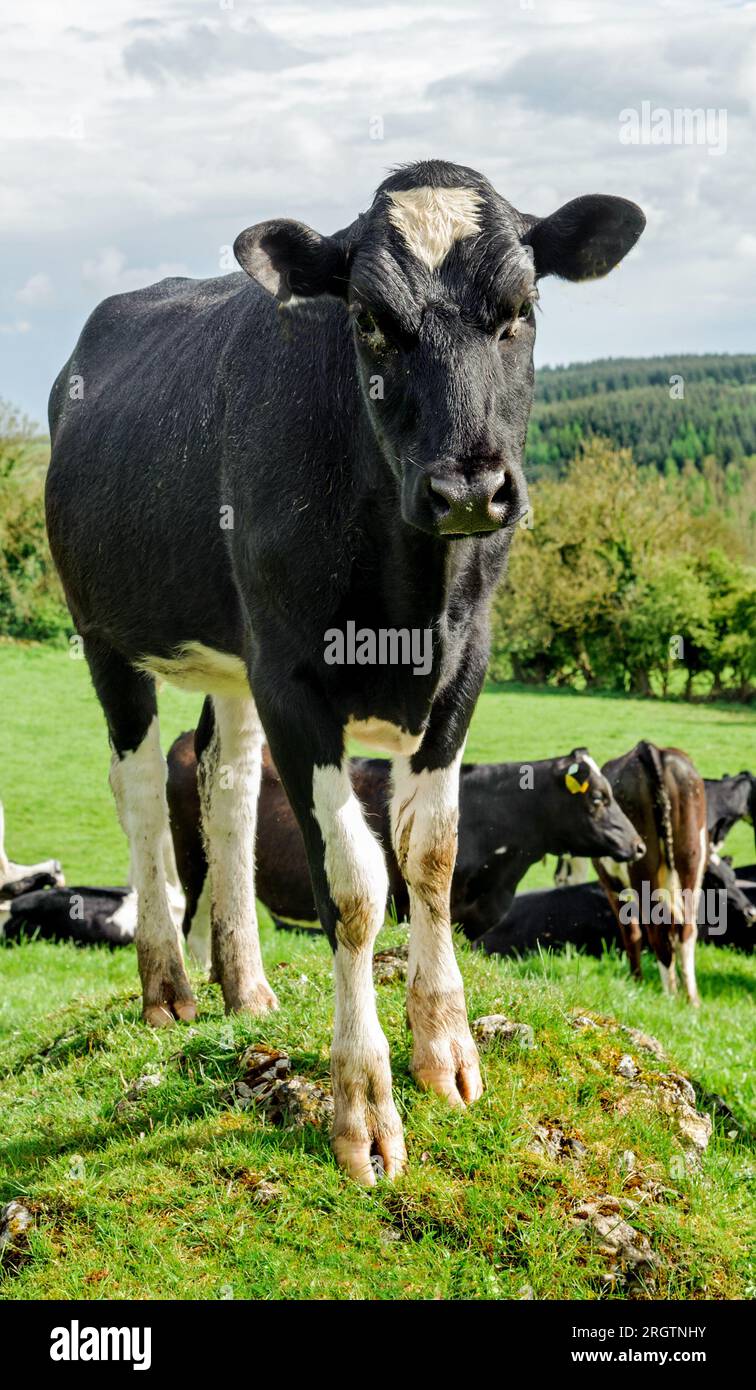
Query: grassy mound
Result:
<box><xmin>1</xmin><ymin>921</ymin><xmax>753</xmax><ymax>1301</ymax></box>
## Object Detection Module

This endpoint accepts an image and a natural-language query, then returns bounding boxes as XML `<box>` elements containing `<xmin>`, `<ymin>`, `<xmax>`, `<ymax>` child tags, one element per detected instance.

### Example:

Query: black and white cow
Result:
<box><xmin>2</xmin><ymin>886</ymin><xmax>136</xmax><ymax>945</ymax></box>
<box><xmin>478</xmin><ymin>856</ymin><xmax>756</xmax><ymax>960</ymax></box>
<box><xmin>703</xmin><ymin>773</ymin><xmax>755</xmax><ymax>852</ymax></box>
<box><xmin>46</xmin><ymin>160</ymin><xmax>644</xmax><ymax>1183</ymax></box>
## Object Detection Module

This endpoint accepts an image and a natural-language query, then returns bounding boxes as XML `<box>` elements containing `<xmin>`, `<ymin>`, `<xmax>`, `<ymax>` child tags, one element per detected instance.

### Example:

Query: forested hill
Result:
<box><xmin>528</xmin><ymin>353</ymin><xmax>756</xmax><ymax>476</ymax></box>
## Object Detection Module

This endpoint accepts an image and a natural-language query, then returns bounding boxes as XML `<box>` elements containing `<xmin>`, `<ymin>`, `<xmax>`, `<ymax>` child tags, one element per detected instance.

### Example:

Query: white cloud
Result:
<box><xmin>0</xmin><ymin>320</ymin><xmax>31</xmax><ymax>335</ymax></box>
<box><xmin>0</xmin><ymin>0</ymin><xmax>754</xmax><ymax>420</ymax></box>
<box><xmin>81</xmin><ymin>247</ymin><xmax>191</xmax><ymax>296</ymax></box>
<box><xmin>16</xmin><ymin>271</ymin><xmax>53</xmax><ymax>305</ymax></box>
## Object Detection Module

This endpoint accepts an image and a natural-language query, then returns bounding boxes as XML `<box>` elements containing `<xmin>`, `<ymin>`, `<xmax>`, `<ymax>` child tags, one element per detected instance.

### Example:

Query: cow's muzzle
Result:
<box><xmin>426</xmin><ymin>467</ymin><xmax>514</xmax><ymax>536</ymax></box>
<box><xmin>425</xmin><ymin>467</ymin><xmax>514</xmax><ymax>530</ymax></box>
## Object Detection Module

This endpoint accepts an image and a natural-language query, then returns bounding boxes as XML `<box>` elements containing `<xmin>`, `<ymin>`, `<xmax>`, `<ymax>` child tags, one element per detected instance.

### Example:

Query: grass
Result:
<box><xmin>1</xmin><ymin>643</ymin><xmax>753</xmax><ymax>886</ymax></box>
<box><xmin>0</xmin><ymin>641</ymin><xmax>755</xmax><ymax>1300</ymax></box>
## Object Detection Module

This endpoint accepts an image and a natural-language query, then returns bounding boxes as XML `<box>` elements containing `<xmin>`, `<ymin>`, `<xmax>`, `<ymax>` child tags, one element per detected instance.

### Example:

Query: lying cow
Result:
<box><xmin>704</xmin><ymin>772</ymin><xmax>755</xmax><ymax>852</ymax></box>
<box><xmin>1</xmin><ymin>886</ymin><xmax>136</xmax><ymax>945</ymax></box>
<box><xmin>0</xmin><ymin>798</ymin><xmax>64</xmax><ymax>903</ymax></box>
<box><xmin>594</xmin><ymin>741</ymin><xmax>707</xmax><ymax>1005</ymax></box>
<box><xmin>167</xmin><ymin>725</ymin><xmax>643</xmax><ymax>957</ymax></box>
<box><xmin>478</xmin><ymin>855</ymin><xmax>756</xmax><ymax>960</ymax></box>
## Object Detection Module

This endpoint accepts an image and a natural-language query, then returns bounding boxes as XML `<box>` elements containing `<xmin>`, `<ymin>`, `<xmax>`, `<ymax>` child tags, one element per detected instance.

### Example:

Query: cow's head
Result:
<box><xmin>553</xmin><ymin>749</ymin><xmax>645</xmax><ymax>863</ymax></box>
<box><xmin>234</xmin><ymin>160</ymin><xmax>645</xmax><ymax>538</ymax></box>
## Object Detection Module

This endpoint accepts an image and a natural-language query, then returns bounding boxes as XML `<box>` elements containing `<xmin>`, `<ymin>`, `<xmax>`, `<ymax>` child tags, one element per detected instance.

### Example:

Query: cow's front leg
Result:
<box><xmin>314</xmin><ymin>763</ymin><xmax>406</xmax><ymax>1183</ymax></box>
<box><xmin>391</xmin><ymin>750</ymin><xmax>482</xmax><ymax>1107</ymax></box>
<box><xmin>256</xmin><ymin>687</ymin><xmax>405</xmax><ymax>1185</ymax></box>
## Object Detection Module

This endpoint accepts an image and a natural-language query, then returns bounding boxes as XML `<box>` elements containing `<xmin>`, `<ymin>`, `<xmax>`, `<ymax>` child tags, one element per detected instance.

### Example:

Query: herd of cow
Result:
<box><xmin>2</xmin><ymin>725</ymin><xmax>754</xmax><ymax>1009</ymax></box>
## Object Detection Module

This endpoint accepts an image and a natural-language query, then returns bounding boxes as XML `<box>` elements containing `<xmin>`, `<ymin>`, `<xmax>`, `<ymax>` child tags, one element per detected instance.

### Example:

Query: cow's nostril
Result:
<box><xmin>634</xmin><ymin>840</ymin><xmax>646</xmax><ymax>860</ymax></box>
<box><xmin>490</xmin><ymin>476</ymin><xmax>512</xmax><ymax>512</ymax></box>
<box><xmin>427</xmin><ymin>477</ymin><xmax>452</xmax><ymax>517</ymax></box>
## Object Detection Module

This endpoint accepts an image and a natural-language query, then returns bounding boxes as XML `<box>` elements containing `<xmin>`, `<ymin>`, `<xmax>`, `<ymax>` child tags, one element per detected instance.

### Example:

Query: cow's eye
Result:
<box><xmin>497</xmin><ymin>299</ymin><xmax>536</xmax><ymax>342</ymax></box>
<box><xmin>352</xmin><ymin>307</ymin><xmax>392</xmax><ymax>352</ymax></box>
<box><xmin>592</xmin><ymin>794</ymin><xmax>605</xmax><ymax>807</ymax></box>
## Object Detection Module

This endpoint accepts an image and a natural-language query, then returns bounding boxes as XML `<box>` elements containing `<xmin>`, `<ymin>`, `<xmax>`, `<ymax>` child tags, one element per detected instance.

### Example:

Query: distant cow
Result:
<box><xmin>594</xmin><ymin>742</ymin><xmax>707</xmax><ymax>1005</ymax></box>
<box><xmin>0</xmin><ymin>798</ymin><xmax>64</xmax><ymax>903</ymax></box>
<box><xmin>167</xmin><ymin>724</ymin><xmax>643</xmax><ymax>954</ymax></box>
<box><xmin>703</xmin><ymin>773</ymin><xmax>755</xmax><ymax>852</ymax></box>
<box><xmin>478</xmin><ymin>856</ymin><xmax>755</xmax><ymax>960</ymax></box>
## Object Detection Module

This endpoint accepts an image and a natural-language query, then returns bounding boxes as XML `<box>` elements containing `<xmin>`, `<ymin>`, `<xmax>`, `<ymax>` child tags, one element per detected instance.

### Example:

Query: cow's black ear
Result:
<box><xmin>525</xmin><ymin>195</ymin><xmax>645</xmax><ymax>282</ymax></box>
<box><xmin>234</xmin><ymin>219</ymin><xmax>349</xmax><ymax>302</ymax></box>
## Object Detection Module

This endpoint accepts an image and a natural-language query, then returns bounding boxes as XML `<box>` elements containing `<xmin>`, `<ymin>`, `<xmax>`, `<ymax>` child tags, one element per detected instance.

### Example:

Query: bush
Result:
<box><xmin>0</xmin><ymin>401</ymin><xmax>69</xmax><ymax>643</ymax></box>
<box><xmin>492</xmin><ymin>440</ymin><xmax>754</xmax><ymax>699</ymax></box>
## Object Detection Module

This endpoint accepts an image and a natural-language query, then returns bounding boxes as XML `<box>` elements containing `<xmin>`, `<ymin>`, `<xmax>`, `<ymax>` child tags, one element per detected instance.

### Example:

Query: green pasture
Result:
<box><xmin>0</xmin><ymin>641</ymin><xmax>754</xmax><ymax>1300</ymax></box>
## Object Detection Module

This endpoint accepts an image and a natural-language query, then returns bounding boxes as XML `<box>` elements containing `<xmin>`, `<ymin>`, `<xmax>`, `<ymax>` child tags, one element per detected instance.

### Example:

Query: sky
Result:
<box><xmin>1</xmin><ymin>0</ymin><xmax>754</xmax><ymax>425</ymax></box>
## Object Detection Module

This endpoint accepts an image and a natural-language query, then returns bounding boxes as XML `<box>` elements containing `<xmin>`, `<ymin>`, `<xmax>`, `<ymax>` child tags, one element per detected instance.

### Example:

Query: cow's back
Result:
<box><xmin>46</xmin><ymin>272</ymin><xmax>274</xmax><ymax>652</ymax></box>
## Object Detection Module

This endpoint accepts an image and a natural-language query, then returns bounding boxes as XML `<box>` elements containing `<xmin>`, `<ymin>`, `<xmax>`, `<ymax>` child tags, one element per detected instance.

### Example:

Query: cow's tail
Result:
<box><xmin>637</xmin><ymin>740</ymin><xmax>675</xmax><ymax>880</ymax></box>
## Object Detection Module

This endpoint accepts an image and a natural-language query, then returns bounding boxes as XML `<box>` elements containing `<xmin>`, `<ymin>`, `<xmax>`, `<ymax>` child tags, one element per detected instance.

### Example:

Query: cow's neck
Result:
<box><xmin>349</xmin><ymin>404</ymin><xmax>501</xmax><ymax>633</ymax></box>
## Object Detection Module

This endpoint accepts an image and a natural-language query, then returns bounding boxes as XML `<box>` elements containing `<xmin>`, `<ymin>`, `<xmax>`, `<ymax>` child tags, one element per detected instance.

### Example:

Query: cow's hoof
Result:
<box><xmin>143</xmin><ymin>996</ymin><xmax>197</xmax><ymax>1027</ymax></box>
<box><xmin>332</xmin><ymin>1132</ymin><xmax>407</xmax><ymax>1187</ymax></box>
<box><xmin>331</xmin><ymin>1045</ymin><xmax>405</xmax><ymax>1185</ymax></box>
<box><xmin>407</xmin><ymin>986</ymin><xmax>483</xmax><ymax>1108</ymax></box>
<box><xmin>225</xmin><ymin>979</ymin><xmax>279</xmax><ymax>1016</ymax></box>
<box><xmin>414</xmin><ymin>1060</ymin><xmax>483</xmax><ymax>1107</ymax></box>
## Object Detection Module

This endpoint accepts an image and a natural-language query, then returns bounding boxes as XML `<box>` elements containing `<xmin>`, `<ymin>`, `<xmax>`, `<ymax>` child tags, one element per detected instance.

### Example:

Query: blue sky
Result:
<box><xmin>2</xmin><ymin>0</ymin><xmax>754</xmax><ymax>425</ymax></box>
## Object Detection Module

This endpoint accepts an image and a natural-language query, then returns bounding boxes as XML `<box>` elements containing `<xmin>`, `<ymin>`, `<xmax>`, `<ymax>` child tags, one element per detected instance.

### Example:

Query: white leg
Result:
<box><xmin>110</xmin><ymin>715</ymin><xmax>195</xmax><ymax>1026</ymax></box>
<box><xmin>391</xmin><ymin>751</ymin><xmax>482</xmax><ymax>1107</ymax></box>
<box><xmin>675</xmin><ymin>828</ymin><xmax>705</xmax><ymax>1007</ymax></box>
<box><xmin>676</xmin><ymin>931</ymin><xmax>700</xmax><ymax>1007</ymax></box>
<box><xmin>197</xmin><ymin>694</ymin><xmax>277</xmax><ymax>1014</ymax></box>
<box><xmin>657</xmin><ymin>958</ymin><xmax>678</xmax><ymax>996</ymax></box>
<box><xmin>313</xmin><ymin>761</ymin><xmax>405</xmax><ymax>1186</ymax></box>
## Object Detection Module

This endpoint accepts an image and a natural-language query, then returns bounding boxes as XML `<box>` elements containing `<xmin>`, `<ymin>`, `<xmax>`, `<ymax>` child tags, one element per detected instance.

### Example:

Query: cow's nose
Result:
<box><xmin>633</xmin><ymin>838</ymin><xmax>646</xmax><ymax>861</ymax></box>
<box><xmin>427</xmin><ymin>468</ymin><xmax>513</xmax><ymax>535</ymax></box>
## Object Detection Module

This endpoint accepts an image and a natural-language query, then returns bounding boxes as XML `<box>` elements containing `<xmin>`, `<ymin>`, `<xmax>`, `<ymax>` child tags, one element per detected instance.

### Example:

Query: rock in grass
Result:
<box><xmin>654</xmin><ymin>1074</ymin><xmax>713</xmax><ymax>1153</ymax></box>
<box><xmin>256</xmin><ymin>1075</ymin><xmax>334</xmax><ymax>1130</ymax></box>
<box><xmin>114</xmin><ymin>1070</ymin><xmax>163</xmax><ymax>1114</ymax></box>
<box><xmin>615</xmin><ymin>1071</ymin><xmax>713</xmax><ymax>1156</ymax></box>
<box><xmin>616</xmin><ymin>1054</ymin><xmax>639</xmax><ymax>1080</ymax></box>
<box><xmin>373</xmin><ymin>946</ymin><xmax>409</xmax><ymax>984</ymax></box>
<box><xmin>0</xmin><ymin>1200</ymin><xmax>33</xmax><ymax>1270</ymax></box>
<box><xmin>238</xmin><ymin>1045</ymin><xmax>291</xmax><ymax>1088</ymax></box>
<box><xmin>570</xmin><ymin>1011</ymin><xmax>666</xmax><ymax>1064</ymax></box>
<box><xmin>621</xmin><ymin>1024</ymin><xmax>666</xmax><ymax>1060</ymax></box>
<box><xmin>231</xmin><ymin>1045</ymin><xmax>333</xmax><ymax>1130</ymax></box>
<box><xmin>472</xmin><ymin>1015</ymin><xmax>534</xmax><ymax>1049</ymax></box>
<box><xmin>571</xmin><ymin>1194</ymin><xmax>661</xmax><ymax>1285</ymax></box>
<box><xmin>527</xmin><ymin>1123</ymin><xmax>588</xmax><ymax>1161</ymax></box>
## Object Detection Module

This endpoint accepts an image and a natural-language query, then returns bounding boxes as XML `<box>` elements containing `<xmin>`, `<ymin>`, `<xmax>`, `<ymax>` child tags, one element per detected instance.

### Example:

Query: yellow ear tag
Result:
<box><xmin>565</xmin><ymin>772</ymin><xmax>589</xmax><ymax>795</ymax></box>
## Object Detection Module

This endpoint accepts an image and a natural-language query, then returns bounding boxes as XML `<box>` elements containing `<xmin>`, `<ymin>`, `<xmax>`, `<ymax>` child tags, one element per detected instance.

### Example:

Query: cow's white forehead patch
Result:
<box><xmin>387</xmin><ymin>186</ymin><xmax>483</xmax><ymax>270</ymax></box>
